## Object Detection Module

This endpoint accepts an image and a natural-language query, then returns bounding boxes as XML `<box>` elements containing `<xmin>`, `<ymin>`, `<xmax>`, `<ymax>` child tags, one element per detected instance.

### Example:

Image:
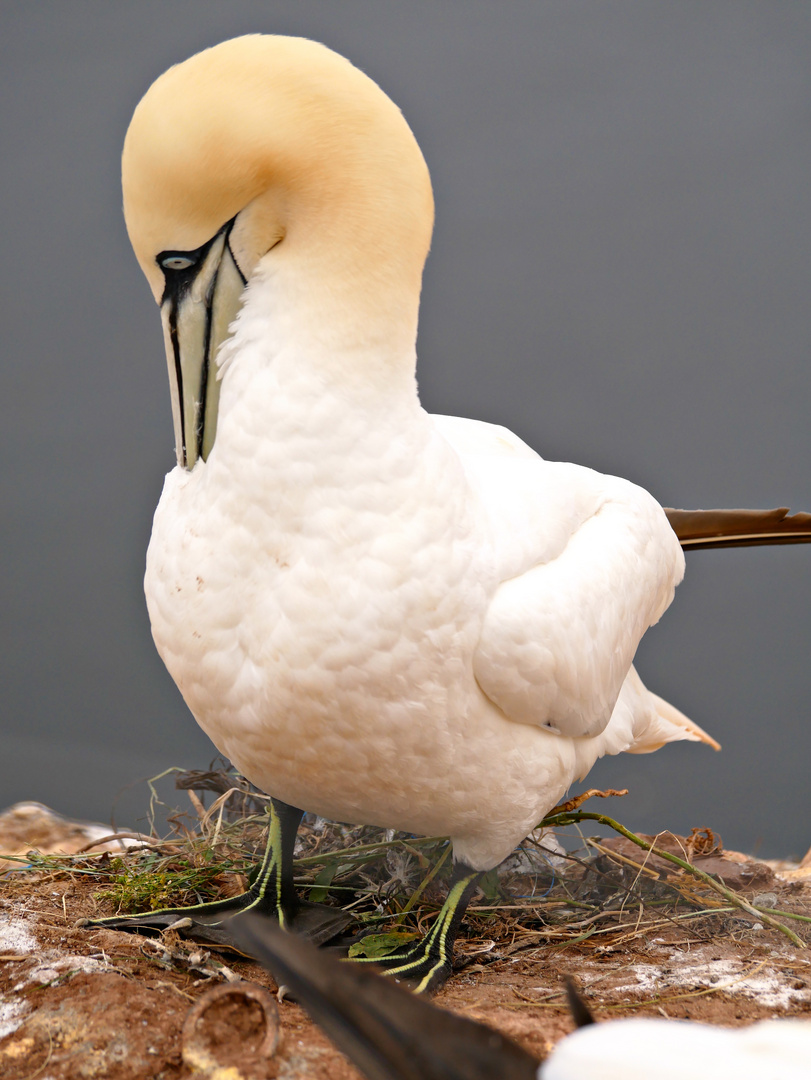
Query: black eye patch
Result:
<box><xmin>156</xmin><ymin>216</ymin><xmax>239</xmax><ymax>304</ymax></box>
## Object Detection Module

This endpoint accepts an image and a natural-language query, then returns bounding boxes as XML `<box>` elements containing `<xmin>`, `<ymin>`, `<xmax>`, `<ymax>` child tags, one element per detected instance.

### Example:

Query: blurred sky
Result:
<box><xmin>1</xmin><ymin>2</ymin><xmax>809</xmax><ymax>856</ymax></box>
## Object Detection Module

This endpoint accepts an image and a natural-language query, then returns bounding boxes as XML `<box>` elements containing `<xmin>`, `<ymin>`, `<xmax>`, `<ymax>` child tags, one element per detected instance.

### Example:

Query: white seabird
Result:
<box><xmin>96</xmin><ymin>34</ymin><xmax>720</xmax><ymax>989</ymax></box>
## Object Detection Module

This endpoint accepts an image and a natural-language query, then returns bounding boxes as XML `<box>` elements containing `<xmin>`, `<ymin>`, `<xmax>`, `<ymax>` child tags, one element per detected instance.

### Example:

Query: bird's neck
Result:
<box><xmin>219</xmin><ymin>248</ymin><xmax>423</xmax><ymax>404</ymax></box>
<box><xmin>208</xmin><ymin>257</ymin><xmax>430</xmax><ymax>492</ymax></box>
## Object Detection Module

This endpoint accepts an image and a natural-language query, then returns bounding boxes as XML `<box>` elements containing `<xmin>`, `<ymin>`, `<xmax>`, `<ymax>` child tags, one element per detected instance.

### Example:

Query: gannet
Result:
<box><xmin>93</xmin><ymin>34</ymin><xmax>723</xmax><ymax>989</ymax></box>
<box><xmin>234</xmin><ymin>913</ymin><xmax>811</xmax><ymax>1080</ymax></box>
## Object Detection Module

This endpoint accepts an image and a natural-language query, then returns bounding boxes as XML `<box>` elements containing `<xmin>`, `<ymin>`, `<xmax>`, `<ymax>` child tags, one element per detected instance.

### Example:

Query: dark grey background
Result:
<box><xmin>2</xmin><ymin>2</ymin><xmax>809</xmax><ymax>856</ymax></box>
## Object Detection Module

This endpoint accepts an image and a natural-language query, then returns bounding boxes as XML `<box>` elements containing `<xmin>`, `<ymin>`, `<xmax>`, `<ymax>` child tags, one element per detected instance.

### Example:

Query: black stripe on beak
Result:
<box><xmin>158</xmin><ymin>217</ymin><xmax>241</xmax><ymax>465</ymax></box>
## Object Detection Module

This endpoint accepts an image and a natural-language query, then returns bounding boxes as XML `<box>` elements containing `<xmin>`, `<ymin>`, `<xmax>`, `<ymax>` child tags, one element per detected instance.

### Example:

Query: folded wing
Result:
<box><xmin>434</xmin><ymin>415</ymin><xmax>685</xmax><ymax>740</ymax></box>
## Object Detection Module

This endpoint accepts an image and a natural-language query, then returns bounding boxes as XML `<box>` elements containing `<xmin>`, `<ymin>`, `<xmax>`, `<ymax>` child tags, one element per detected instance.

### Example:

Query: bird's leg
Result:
<box><xmin>84</xmin><ymin>799</ymin><xmax>350</xmax><ymax>947</ymax></box>
<box><xmin>352</xmin><ymin>859</ymin><xmax>482</xmax><ymax>994</ymax></box>
<box><xmin>245</xmin><ymin>796</ymin><xmax>303</xmax><ymax>926</ymax></box>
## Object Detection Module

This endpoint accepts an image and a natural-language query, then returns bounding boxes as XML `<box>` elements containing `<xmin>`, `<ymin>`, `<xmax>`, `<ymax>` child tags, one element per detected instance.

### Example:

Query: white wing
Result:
<box><xmin>433</xmin><ymin>415</ymin><xmax>685</xmax><ymax>739</ymax></box>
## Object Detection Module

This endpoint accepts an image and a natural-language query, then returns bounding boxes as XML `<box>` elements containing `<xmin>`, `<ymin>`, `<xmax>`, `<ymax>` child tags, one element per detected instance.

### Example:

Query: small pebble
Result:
<box><xmin>752</xmin><ymin>892</ymin><xmax>778</xmax><ymax>908</ymax></box>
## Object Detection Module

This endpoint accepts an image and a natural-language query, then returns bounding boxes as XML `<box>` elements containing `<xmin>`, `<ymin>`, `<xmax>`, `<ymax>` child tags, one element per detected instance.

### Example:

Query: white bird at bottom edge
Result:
<box><xmin>88</xmin><ymin>34</ymin><xmax>811</xmax><ymax>991</ymax></box>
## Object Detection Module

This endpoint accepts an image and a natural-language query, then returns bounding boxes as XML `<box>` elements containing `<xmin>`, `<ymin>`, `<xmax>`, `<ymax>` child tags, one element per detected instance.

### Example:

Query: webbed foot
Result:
<box><xmin>85</xmin><ymin>892</ymin><xmax>352</xmax><ymax>949</ymax></box>
<box><xmin>82</xmin><ymin>799</ymin><xmax>352</xmax><ymax>949</ymax></box>
<box><xmin>350</xmin><ymin>863</ymin><xmax>481</xmax><ymax>993</ymax></box>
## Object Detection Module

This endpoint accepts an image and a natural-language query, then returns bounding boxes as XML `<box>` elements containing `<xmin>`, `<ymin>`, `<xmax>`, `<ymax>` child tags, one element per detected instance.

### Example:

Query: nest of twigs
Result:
<box><xmin>8</xmin><ymin>763</ymin><xmax>811</xmax><ymax>971</ymax></box>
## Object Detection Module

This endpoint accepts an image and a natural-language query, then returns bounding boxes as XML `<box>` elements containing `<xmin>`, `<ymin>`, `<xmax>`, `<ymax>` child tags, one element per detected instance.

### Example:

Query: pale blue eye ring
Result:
<box><xmin>161</xmin><ymin>254</ymin><xmax>195</xmax><ymax>271</ymax></box>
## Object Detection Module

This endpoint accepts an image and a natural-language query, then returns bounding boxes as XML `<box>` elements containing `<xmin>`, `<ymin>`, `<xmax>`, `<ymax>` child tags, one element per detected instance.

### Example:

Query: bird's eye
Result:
<box><xmin>160</xmin><ymin>254</ymin><xmax>197</xmax><ymax>271</ymax></box>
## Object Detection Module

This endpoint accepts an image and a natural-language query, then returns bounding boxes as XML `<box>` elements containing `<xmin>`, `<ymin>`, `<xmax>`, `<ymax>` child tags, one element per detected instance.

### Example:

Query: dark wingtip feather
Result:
<box><xmin>564</xmin><ymin>976</ymin><xmax>596</xmax><ymax>1028</ymax></box>
<box><xmin>232</xmin><ymin>913</ymin><xmax>539</xmax><ymax>1080</ymax></box>
<box><xmin>666</xmin><ymin>506</ymin><xmax>811</xmax><ymax>549</ymax></box>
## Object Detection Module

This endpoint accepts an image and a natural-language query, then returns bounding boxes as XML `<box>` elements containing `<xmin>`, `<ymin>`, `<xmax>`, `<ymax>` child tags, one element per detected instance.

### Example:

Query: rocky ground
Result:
<box><xmin>1</xmin><ymin>799</ymin><xmax>810</xmax><ymax>1079</ymax></box>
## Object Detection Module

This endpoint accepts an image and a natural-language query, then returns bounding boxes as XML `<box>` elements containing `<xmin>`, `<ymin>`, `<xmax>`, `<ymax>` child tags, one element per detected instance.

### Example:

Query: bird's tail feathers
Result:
<box><xmin>598</xmin><ymin>666</ymin><xmax>720</xmax><ymax>760</ymax></box>
<box><xmin>627</xmin><ymin>686</ymin><xmax>720</xmax><ymax>754</ymax></box>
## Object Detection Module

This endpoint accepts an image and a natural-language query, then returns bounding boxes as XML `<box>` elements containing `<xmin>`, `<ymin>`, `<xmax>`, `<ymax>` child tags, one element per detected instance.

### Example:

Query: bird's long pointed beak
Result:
<box><xmin>159</xmin><ymin>225</ymin><xmax>246</xmax><ymax>469</ymax></box>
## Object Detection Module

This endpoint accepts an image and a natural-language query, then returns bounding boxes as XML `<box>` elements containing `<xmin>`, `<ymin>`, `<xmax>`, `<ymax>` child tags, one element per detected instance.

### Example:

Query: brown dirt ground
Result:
<box><xmin>2</xmin><ymin>850</ymin><xmax>810</xmax><ymax>1080</ymax></box>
